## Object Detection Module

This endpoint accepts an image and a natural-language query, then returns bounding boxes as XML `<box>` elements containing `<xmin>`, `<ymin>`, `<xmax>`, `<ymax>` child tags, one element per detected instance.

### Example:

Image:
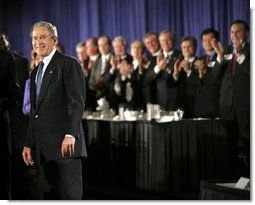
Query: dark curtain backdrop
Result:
<box><xmin>0</xmin><ymin>0</ymin><xmax>249</xmax><ymax>60</ymax></box>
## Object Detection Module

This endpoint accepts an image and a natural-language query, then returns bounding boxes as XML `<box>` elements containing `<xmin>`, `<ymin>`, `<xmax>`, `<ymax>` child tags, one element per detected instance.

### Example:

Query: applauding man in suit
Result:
<box><xmin>211</xmin><ymin>20</ymin><xmax>250</xmax><ymax>177</ymax></box>
<box><xmin>22</xmin><ymin>21</ymin><xmax>87</xmax><ymax>199</ymax></box>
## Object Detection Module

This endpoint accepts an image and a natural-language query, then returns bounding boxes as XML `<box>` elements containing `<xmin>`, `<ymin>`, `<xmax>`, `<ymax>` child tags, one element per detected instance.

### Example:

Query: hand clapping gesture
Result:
<box><xmin>156</xmin><ymin>52</ymin><xmax>169</xmax><ymax>71</ymax></box>
<box><xmin>211</xmin><ymin>38</ymin><xmax>224</xmax><ymax>61</ymax></box>
<box><xmin>194</xmin><ymin>59</ymin><xmax>206</xmax><ymax>78</ymax></box>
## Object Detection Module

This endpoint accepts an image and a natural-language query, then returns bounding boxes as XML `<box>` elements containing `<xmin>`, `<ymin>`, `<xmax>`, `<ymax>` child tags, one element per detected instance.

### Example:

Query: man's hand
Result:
<box><xmin>211</xmin><ymin>38</ymin><xmax>224</xmax><ymax>61</ymax></box>
<box><xmin>157</xmin><ymin>53</ymin><xmax>169</xmax><ymax>70</ymax></box>
<box><xmin>22</xmin><ymin>147</ymin><xmax>34</xmax><ymax>166</ymax></box>
<box><xmin>173</xmin><ymin>59</ymin><xmax>182</xmax><ymax>76</ymax></box>
<box><xmin>61</xmin><ymin>136</ymin><xmax>76</xmax><ymax>157</ymax></box>
<box><xmin>194</xmin><ymin>59</ymin><xmax>206</xmax><ymax>78</ymax></box>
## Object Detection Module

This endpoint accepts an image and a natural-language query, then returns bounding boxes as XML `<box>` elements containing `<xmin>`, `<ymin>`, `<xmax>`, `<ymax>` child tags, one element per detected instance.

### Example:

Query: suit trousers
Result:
<box><xmin>42</xmin><ymin>157</ymin><xmax>83</xmax><ymax>200</ymax></box>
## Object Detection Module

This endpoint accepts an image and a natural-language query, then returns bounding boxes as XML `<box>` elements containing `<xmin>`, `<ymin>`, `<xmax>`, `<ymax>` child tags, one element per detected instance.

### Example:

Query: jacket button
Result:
<box><xmin>35</xmin><ymin>115</ymin><xmax>38</xmax><ymax>118</ymax></box>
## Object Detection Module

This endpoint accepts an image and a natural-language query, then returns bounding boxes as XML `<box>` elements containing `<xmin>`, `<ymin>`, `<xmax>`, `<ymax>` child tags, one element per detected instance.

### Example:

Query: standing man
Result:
<box><xmin>22</xmin><ymin>21</ymin><xmax>87</xmax><ymax>199</ymax></box>
<box><xmin>0</xmin><ymin>48</ymin><xmax>20</xmax><ymax>199</ymax></box>
<box><xmin>211</xmin><ymin>20</ymin><xmax>250</xmax><ymax>177</ymax></box>
<box><xmin>0</xmin><ymin>32</ymin><xmax>31</xmax><ymax>199</ymax></box>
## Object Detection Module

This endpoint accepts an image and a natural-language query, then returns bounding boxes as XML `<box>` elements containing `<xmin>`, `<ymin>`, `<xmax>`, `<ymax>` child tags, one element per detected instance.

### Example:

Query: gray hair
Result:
<box><xmin>30</xmin><ymin>21</ymin><xmax>58</xmax><ymax>38</ymax></box>
<box><xmin>113</xmin><ymin>36</ymin><xmax>127</xmax><ymax>48</ymax></box>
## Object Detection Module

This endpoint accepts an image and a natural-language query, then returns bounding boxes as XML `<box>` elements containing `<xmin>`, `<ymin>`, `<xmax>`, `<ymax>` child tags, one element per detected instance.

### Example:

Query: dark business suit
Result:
<box><xmin>0</xmin><ymin>49</ymin><xmax>20</xmax><ymax>199</ymax></box>
<box><xmin>102</xmin><ymin>54</ymin><xmax>133</xmax><ymax>110</ymax></box>
<box><xmin>24</xmin><ymin>50</ymin><xmax>87</xmax><ymax>199</ymax></box>
<box><xmin>212</xmin><ymin>43</ymin><xmax>250</xmax><ymax>177</ymax></box>
<box><xmin>143</xmin><ymin>50</ymin><xmax>181</xmax><ymax>111</ymax></box>
<box><xmin>143</xmin><ymin>55</ymin><xmax>158</xmax><ymax>105</ymax></box>
<box><xmin>89</xmin><ymin>55</ymin><xmax>113</xmax><ymax>102</ymax></box>
<box><xmin>7</xmin><ymin>52</ymin><xmax>30</xmax><ymax>199</ymax></box>
<box><xmin>212</xmin><ymin>43</ymin><xmax>250</xmax><ymax>140</ymax></box>
<box><xmin>193</xmin><ymin>54</ymin><xmax>220</xmax><ymax>118</ymax></box>
<box><xmin>167</xmin><ymin>56</ymin><xmax>199</xmax><ymax>118</ymax></box>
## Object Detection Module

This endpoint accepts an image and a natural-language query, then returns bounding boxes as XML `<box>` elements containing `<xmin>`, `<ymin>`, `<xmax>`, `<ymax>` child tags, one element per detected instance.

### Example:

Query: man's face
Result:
<box><xmin>113</xmin><ymin>40</ymin><xmax>125</xmax><ymax>56</ymax></box>
<box><xmin>32</xmin><ymin>26</ymin><xmax>57</xmax><ymax>58</ymax></box>
<box><xmin>230</xmin><ymin>23</ymin><xmax>248</xmax><ymax>48</ymax></box>
<box><xmin>76</xmin><ymin>46</ymin><xmax>87</xmax><ymax>63</ymax></box>
<box><xmin>98</xmin><ymin>37</ymin><xmax>111</xmax><ymax>55</ymax></box>
<box><xmin>181</xmin><ymin>40</ymin><xmax>195</xmax><ymax>59</ymax></box>
<box><xmin>159</xmin><ymin>33</ymin><xmax>175</xmax><ymax>52</ymax></box>
<box><xmin>131</xmin><ymin>41</ymin><xmax>143</xmax><ymax>59</ymax></box>
<box><xmin>202</xmin><ymin>33</ymin><xmax>215</xmax><ymax>53</ymax></box>
<box><xmin>144</xmin><ymin>35</ymin><xmax>160</xmax><ymax>54</ymax></box>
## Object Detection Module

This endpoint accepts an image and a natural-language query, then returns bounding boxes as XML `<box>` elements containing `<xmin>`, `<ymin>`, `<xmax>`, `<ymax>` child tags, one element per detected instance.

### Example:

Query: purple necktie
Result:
<box><xmin>232</xmin><ymin>54</ymin><xmax>237</xmax><ymax>75</ymax></box>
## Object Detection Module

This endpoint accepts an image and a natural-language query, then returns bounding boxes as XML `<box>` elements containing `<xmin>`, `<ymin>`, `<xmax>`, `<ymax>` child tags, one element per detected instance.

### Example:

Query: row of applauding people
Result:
<box><xmin>75</xmin><ymin>20</ymin><xmax>250</xmax><ymax>178</ymax></box>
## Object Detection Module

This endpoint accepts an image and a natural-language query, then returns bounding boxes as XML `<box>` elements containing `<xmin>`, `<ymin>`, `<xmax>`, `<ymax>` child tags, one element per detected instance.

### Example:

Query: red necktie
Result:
<box><xmin>232</xmin><ymin>54</ymin><xmax>237</xmax><ymax>75</ymax></box>
<box><xmin>206</xmin><ymin>55</ymin><xmax>210</xmax><ymax>65</ymax></box>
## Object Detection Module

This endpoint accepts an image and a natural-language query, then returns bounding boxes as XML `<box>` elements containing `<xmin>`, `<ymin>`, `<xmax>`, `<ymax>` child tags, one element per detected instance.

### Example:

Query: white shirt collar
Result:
<box><xmin>102</xmin><ymin>53</ymin><xmax>111</xmax><ymax>62</ymax></box>
<box><xmin>184</xmin><ymin>56</ymin><xmax>195</xmax><ymax>63</ymax></box>
<box><xmin>163</xmin><ymin>50</ymin><xmax>174</xmax><ymax>58</ymax></box>
<box><xmin>132</xmin><ymin>60</ymin><xmax>139</xmax><ymax>70</ymax></box>
<box><xmin>42</xmin><ymin>48</ymin><xmax>56</xmax><ymax>69</ymax></box>
<box><xmin>36</xmin><ymin>48</ymin><xmax>56</xmax><ymax>81</ymax></box>
<box><xmin>91</xmin><ymin>53</ymin><xmax>100</xmax><ymax>61</ymax></box>
<box><xmin>152</xmin><ymin>49</ymin><xmax>161</xmax><ymax>57</ymax></box>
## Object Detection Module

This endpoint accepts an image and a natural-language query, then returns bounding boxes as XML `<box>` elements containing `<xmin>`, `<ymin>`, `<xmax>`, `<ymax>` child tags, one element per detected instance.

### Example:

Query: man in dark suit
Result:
<box><xmin>0</xmin><ymin>48</ymin><xmax>20</xmax><ymax>199</ymax></box>
<box><xmin>142</xmin><ymin>32</ymin><xmax>161</xmax><ymax>106</ymax></box>
<box><xmin>169</xmin><ymin>36</ymin><xmax>199</xmax><ymax>118</ymax></box>
<box><xmin>22</xmin><ymin>21</ymin><xmax>87</xmax><ymax>199</ymax></box>
<box><xmin>147</xmin><ymin>30</ymin><xmax>181</xmax><ymax>111</ymax></box>
<box><xmin>211</xmin><ymin>20</ymin><xmax>250</xmax><ymax>177</ymax></box>
<box><xmin>89</xmin><ymin>36</ymin><xmax>113</xmax><ymax>111</ymax></box>
<box><xmin>0</xmin><ymin>32</ymin><xmax>31</xmax><ymax>199</ymax></box>
<box><xmin>193</xmin><ymin>28</ymin><xmax>221</xmax><ymax>118</ymax></box>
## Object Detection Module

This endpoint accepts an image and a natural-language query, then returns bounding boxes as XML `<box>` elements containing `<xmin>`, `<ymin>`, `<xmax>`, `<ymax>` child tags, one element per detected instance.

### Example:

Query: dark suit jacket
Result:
<box><xmin>169</xmin><ymin>56</ymin><xmax>199</xmax><ymax>118</ymax></box>
<box><xmin>8</xmin><ymin>52</ymin><xmax>30</xmax><ymax>149</ymax></box>
<box><xmin>0</xmin><ymin>49</ymin><xmax>20</xmax><ymax>155</ymax></box>
<box><xmin>212</xmin><ymin>43</ymin><xmax>250</xmax><ymax>121</ymax></box>
<box><xmin>193</xmin><ymin>54</ymin><xmax>220</xmax><ymax>118</ymax></box>
<box><xmin>143</xmin><ymin>50</ymin><xmax>181</xmax><ymax>110</ymax></box>
<box><xmin>89</xmin><ymin>54</ymin><xmax>113</xmax><ymax>102</ymax></box>
<box><xmin>24</xmin><ymin>51</ymin><xmax>87</xmax><ymax>161</ymax></box>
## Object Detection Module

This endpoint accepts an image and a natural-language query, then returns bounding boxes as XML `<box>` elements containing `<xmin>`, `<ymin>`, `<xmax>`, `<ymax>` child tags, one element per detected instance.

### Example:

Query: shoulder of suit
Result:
<box><xmin>55</xmin><ymin>51</ymin><xmax>80</xmax><ymax>64</ymax></box>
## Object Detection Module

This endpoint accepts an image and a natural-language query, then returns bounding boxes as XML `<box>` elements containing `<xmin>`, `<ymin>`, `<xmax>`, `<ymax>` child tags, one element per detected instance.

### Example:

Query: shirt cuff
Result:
<box><xmin>121</xmin><ymin>75</ymin><xmax>127</xmax><ymax>81</ymax></box>
<box><xmin>154</xmin><ymin>66</ymin><xmax>160</xmax><ymax>74</ymax></box>
<box><xmin>173</xmin><ymin>74</ymin><xmax>179</xmax><ymax>81</ymax></box>
<box><xmin>65</xmin><ymin>134</ymin><xmax>75</xmax><ymax>138</ymax></box>
<box><xmin>110</xmin><ymin>68</ymin><xmax>115</xmax><ymax>74</ymax></box>
<box><xmin>237</xmin><ymin>54</ymin><xmax>245</xmax><ymax>64</ymax></box>
<box><xmin>216</xmin><ymin>57</ymin><xmax>223</xmax><ymax>64</ymax></box>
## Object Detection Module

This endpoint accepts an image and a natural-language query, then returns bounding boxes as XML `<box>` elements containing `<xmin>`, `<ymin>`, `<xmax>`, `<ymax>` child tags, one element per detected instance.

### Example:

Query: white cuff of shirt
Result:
<box><xmin>121</xmin><ymin>75</ymin><xmax>126</xmax><ymax>81</ymax></box>
<box><xmin>65</xmin><ymin>134</ymin><xmax>75</xmax><ymax>138</ymax></box>
<box><xmin>110</xmin><ymin>68</ymin><xmax>115</xmax><ymax>74</ymax></box>
<box><xmin>173</xmin><ymin>74</ymin><xmax>179</xmax><ymax>81</ymax></box>
<box><xmin>237</xmin><ymin>54</ymin><xmax>245</xmax><ymax>64</ymax></box>
<box><xmin>154</xmin><ymin>66</ymin><xmax>161</xmax><ymax>74</ymax></box>
<box><xmin>217</xmin><ymin>57</ymin><xmax>223</xmax><ymax>64</ymax></box>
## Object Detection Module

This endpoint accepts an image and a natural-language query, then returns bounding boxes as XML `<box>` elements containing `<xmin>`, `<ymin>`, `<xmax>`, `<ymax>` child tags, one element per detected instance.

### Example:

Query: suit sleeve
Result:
<box><xmin>0</xmin><ymin>54</ymin><xmax>20</xmax><ymax>112</ymax></box>
<box><xmin>64</xmin><ymin>58</ymin><xmax>86</xmax><ymax>139</ymax></box>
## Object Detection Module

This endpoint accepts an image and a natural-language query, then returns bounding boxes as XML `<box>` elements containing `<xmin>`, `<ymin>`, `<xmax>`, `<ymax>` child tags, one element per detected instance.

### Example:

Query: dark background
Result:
<box><xmin>0</xmin><ymin>0</ymin><xmax>249</xmax><ymax>60</ymax></box>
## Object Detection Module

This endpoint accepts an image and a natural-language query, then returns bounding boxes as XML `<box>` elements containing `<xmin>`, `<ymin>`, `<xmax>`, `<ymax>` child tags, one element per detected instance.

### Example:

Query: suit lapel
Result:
<box><xmin>30</xmin><ymin>68</ymin><xmax>37</xmax><ymax>111</ymax></box>
<box><xmin>36</xmin><ymin>52</ymin><xmax>59</xmax><ymax>111</ymax></box>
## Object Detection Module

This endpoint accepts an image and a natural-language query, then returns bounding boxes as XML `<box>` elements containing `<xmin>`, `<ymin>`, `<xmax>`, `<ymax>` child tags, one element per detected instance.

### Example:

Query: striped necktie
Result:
<box><xmin>36</xmin><ymin>61</ymin><xmax>44</xmax><ymax>106</ymax></box>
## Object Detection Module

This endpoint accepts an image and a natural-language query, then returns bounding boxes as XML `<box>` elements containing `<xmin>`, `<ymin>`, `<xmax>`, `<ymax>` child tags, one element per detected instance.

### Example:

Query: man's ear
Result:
<box><xmin>53</xmin><ymin>37</ymin><xmax>58</xmax><ymax>46</ymax></box>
